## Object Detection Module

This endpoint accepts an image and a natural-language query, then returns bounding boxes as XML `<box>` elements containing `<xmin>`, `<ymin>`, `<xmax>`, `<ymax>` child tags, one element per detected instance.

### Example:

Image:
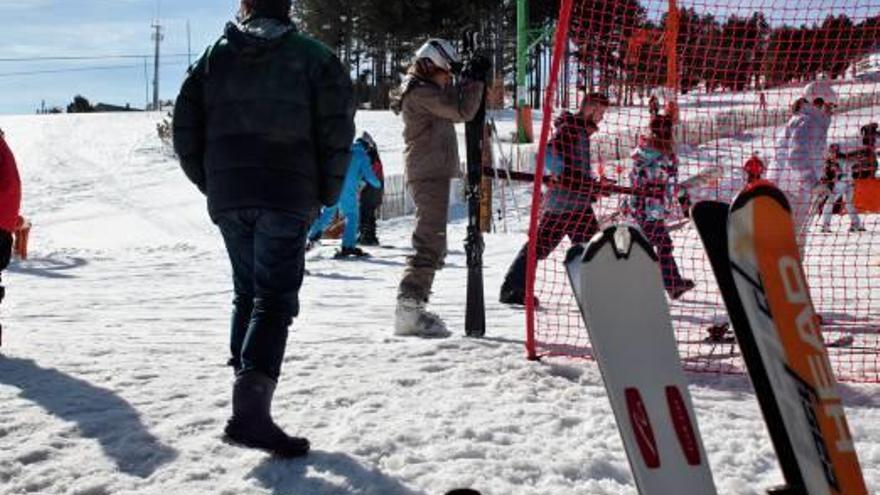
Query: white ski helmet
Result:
<box><xmin>413</xmin><ymin>38</ymin><xmax>461</xmax><ymax>73</ymax></box>
<box><xmin>803</xmin><ymin>80</ymin><xmax>838</xmax><ymax>105</ymax></box>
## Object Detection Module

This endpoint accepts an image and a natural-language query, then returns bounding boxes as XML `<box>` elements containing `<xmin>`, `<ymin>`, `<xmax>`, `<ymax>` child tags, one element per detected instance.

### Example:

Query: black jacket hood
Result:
<box><xmin>223</xmin><ymin>20</ymin><xmax>295</xmax><ymax>59</ymax></box>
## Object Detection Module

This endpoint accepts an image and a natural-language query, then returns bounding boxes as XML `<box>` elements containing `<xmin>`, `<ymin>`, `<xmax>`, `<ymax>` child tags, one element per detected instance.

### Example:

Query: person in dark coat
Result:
<box><xmin>173</xmin><ymin>0</ymin><xmax>354</xmax><ymax>457</ymax></box>
<box><xmin>499</xmin><ymin>93</ymin><xmax>610</xmax><ymax>306</ymax></box>
<box><xmin>358</xmin><ymin>133</ymin><xmax>385</xmax><ymax>247</ymax></box>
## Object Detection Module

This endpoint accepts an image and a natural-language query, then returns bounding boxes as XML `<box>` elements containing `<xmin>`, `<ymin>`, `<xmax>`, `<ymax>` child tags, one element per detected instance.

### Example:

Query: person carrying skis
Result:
<box><xmin>628</xmin><ymin>113</ymin><xmax>695</xmax><ymax>300</ymax></box>
<box><xmin>389</xmin><ymin>38</ymin><xmax>487</xmax><ymax>337</ymax></box>
<box><xmin>173</xmin><ymin>0</ymin><xmax>354</xmax><ymax>457</ymax></box>
<box><xmin>769</xmin><ymin>80</ymin><xmax>839</xmax><ymax>247</ymax></box>
<box><xmin>820</xmin><ymin>143</ymin><xmax>865</xmax><ymax>233</ymax></box>
<box><xmin>743</xmin><ymin>151</ymin><xmax>765</xmax><ymax>184</ymax></box>
<box><xmin>499</xmin><ymin>93</ymin><xmax>612</xmax><ymax>306</ymax></box>
<box><xmin>0</xmin><ymin>128</ymin><xmax>22</xmax><ymax>331</ymax></box>
<box><xmin>358</xmin><ymin>139</ymin><xmax>385</xmax><ymax>246</ymax></box>
<box><xmin>306</xmin><ymin>132</ymin><xmax>381</xmax><ymax>258</ymax></box>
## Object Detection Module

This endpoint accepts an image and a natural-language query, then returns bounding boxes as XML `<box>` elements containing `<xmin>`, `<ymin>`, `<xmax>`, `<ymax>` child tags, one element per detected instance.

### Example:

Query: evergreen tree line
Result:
<box><xmin>292</xmin><ymin>0</ymin><xmax>559</xmax><ymax>109</ymax></box>
<box><xmin>292</xmin><ymin>0</ymin><xmax>879</xmax><ymax>109</ymax></box>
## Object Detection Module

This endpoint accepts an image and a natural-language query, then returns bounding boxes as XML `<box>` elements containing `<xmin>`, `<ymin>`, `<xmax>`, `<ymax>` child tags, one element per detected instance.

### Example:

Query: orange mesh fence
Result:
<box><xmin>525</xmin><ymin>0</ymin><xmax>880</xmax><ymax>382</ymax></box>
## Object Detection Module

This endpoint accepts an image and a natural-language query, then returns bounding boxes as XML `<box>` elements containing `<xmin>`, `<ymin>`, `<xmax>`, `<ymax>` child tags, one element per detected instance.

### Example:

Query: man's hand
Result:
<box><xmin>595</xmin><ymin>176</ymin><xmax>617</xmax><ymax>197</ymax></box>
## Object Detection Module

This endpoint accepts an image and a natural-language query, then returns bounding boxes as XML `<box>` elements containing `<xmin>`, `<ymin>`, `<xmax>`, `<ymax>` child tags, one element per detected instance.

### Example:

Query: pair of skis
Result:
<box><xmin>564</xmin><ymin>182</ymin><xmax>867</xmax><ymax>494</ymax></box>
<box><xmin>462</xmin><ymin>32</ymin><xmax>487</xmax><ymax>338</ymax></box>
<box><xmin>691</xmin><ymin>184</ymin><xmax>867</xmax><ymax>495</ymax></box>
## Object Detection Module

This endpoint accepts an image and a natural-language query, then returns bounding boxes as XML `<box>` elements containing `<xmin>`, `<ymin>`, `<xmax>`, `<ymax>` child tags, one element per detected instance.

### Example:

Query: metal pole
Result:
<box><xmin>151</xmin><ymin>21</ymin><xmax>163</xmax><ymax>111</ymax></box>
<box><xmin>516</xmin><ymin>0</ymin><xmax>533</xmax><ymax>143</ymax></box>
<box><xmin>187</xmin><ymin>20</ymin><xmax>192</xmax><ymax>66</ymax></box>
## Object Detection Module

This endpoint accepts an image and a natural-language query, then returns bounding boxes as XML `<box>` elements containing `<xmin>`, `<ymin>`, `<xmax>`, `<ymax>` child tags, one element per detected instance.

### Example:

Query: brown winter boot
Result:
<box><xmin>223</xmin><ymin>371</ymin><xmax>310</xmax><ymax>458</ymax></box>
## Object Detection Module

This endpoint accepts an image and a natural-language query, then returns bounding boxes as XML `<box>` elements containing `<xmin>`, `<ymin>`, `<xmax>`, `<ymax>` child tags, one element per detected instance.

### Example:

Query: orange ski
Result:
<box><xmin>728</xmin><ymin>183</ymin><xmax>867</xmax><ymax>495</ymax></box>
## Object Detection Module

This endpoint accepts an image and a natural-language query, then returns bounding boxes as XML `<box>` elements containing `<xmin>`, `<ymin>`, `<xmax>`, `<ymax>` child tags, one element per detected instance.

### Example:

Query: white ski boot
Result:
<box><xmin>394</xmin><ymin>298</ymin><xmax>450</xmax><ymax>338</ymax></box>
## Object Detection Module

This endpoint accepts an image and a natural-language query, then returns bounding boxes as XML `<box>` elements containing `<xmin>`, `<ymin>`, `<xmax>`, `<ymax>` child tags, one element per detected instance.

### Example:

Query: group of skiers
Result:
<box><xmin>165</xmin><ymin>0</ymin><xmax>880</xmax><ymax>460</ymax></box>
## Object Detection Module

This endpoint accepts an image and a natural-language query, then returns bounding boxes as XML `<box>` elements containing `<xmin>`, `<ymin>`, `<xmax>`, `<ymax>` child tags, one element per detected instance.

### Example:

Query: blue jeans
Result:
<box><xmin>214</xmin><ymin>209</ymin><xmax>308</xmax><ymax>380</ymax></box>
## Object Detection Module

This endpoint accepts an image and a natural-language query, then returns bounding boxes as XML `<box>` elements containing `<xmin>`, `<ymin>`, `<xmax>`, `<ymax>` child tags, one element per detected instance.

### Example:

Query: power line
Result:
<box><xmin>0</xmin><ymin>61</ymin><xmax>184</xmax><ymax>78</ymax></box>
<box><xmin>0</xmin><ymin>53</ymin><xmax>191</xmax><ymax>63</ymax></box>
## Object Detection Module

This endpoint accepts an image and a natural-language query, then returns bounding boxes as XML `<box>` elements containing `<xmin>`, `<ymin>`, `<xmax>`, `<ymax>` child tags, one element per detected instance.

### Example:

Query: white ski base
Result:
<box><xmin>566</xmin><ymin>225</ymin><xmax>717</xmax><ymax>495</ymax></box>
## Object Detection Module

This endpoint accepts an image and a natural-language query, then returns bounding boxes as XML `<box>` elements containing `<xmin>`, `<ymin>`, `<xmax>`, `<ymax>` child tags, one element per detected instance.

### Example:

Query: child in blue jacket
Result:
<box><xmin>308</xmin><ymin>132</ymin><xmax>382</xmax><ymax>258</ymax></box>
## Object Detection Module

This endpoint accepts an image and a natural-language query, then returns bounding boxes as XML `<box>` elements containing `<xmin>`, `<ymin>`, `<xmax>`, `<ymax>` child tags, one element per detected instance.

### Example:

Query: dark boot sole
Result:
<box><xmin>222</xmin><ymin>432</ymin><xmax>310</xmax><ymax>458</ymax></box>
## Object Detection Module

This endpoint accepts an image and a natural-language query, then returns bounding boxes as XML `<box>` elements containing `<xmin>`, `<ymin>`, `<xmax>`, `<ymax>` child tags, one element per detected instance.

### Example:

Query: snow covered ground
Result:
<box><xmin>0</xmin><ymin>111</ymin><xmax>878</xmax><ymax>495</ymax></box>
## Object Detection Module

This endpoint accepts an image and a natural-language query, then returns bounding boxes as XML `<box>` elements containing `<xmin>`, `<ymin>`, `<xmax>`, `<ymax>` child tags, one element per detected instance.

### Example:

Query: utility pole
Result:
<box><xmin>151</xmin><ymin>20</ymin><xmax>164</xmax><ymax>111</ymax></box>
<box><xmin>187</xmin><ymin>20</ymin><xmax>192</xmax><ymax>66</ymax></box>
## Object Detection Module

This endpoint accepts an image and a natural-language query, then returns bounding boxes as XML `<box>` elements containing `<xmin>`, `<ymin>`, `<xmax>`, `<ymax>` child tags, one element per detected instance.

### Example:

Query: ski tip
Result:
<box><xmin>691</xmin><ymin>200</ymin><xmax>730</xmax><ymax>217</ymax></box>
<box><xmin>445</xmin><ymin>490</ymin><xmax>482</xmax><ymax>495</ymax></box>
<box><xmin>573</xmin><ymin>224</ymin><xmax>658</xmax><ymax>264</ymax></box>
<box><xmin>564</xmin><ymin>243</ymin><xmax>586</xmax><ymax>265</ymax></box>
<box><xmin>730</xmin><ymin>181</ymin><xmax>791</xmax><ymax>214</ymax></box>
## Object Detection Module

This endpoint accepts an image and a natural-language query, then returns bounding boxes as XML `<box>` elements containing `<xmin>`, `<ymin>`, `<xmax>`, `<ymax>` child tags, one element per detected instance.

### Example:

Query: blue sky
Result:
<box><xmin>0</xmin><ymin>1</ymin><xmax>876</xmax><ymax>115</ymax></box>
<box><xmin>0</xmin><ymin>0</ymin><xmax>232</xmax><ymax>114</ymax></box>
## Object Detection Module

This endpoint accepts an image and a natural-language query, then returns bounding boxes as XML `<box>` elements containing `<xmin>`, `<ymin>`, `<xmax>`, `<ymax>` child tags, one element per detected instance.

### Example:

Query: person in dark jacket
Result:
<box><xmin>0</xmin><ymin>128</ymin><xmax>22</xmax><ymax>326</ymax></box>
<box><xmin>499</xmin><ymin>93</ymin><xmax>610</xmax><ymax>306</ymax></box>
<box><xmin>358</xmin><ymin>134</ymin><xmax>385</xmax><ymax>247</ymax></box>
<box><xmin>172</xmin><ymin>0</ymin><xmax>354</xmax><ymax>458</ymax></box>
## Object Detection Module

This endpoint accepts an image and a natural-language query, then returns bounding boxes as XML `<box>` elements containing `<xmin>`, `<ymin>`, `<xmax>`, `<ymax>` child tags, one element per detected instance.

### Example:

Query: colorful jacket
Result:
<box><xmin>628</xmin><ymin>146</ymin><xmax>677</xmax><ymax>222</ymax></box>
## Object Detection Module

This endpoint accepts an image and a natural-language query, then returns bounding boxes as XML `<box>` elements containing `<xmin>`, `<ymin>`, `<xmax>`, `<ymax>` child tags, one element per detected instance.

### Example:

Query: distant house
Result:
<box><xmin>93</xmin><ymin>103</ymin><xmax>141</xmax><ymax>113</ymax></box>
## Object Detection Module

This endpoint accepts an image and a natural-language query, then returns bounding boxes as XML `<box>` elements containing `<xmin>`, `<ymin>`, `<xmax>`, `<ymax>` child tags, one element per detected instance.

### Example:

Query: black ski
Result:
<box><xmin>462</xmin><ymin>32</ymin><xmax>487</xmax><ymax>338</ymax></box>
<box><xmin>691</xmin><ymin>201</ymin><xmax>806</xmax><ymax>494</ymax></box>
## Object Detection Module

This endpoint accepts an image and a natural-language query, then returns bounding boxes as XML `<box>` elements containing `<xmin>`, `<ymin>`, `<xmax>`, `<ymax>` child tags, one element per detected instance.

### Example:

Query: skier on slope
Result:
<box><xmin>499</xmin><ymin>93</ymin><xmax>612</xmax><ymax>306</ymax></box>
<box><xmin>307</xmin><ymin>132</ymin><xmax>382</xmax><ymax>258</ymax></box>
<box><xmin>628</xmin><ymin>113</ymin><xmax>695</xmax><ymax>300</ymax></box>
<box><xmin>389</xmin><ymin>38</ymin><xmax>487</xmax><ymax>337</ymax></box>
<box><xmin>358</xmin><ymin>140</ymin><xmax>385</xmax><ymax>246</ymax></box>
<box><xmin>768</xmin><ymin>80</ymin><xmax>839</xmax><ymax>247</ymax></box>
<box><xmin>173</xmin><ymin>0</ymin><xmax>354</xmax><ymax>457</ymax></box>
<box><xmin>820</xmin><ymin>144</ymin><xmax>865</xmax><ymax>233</ymax></box>
<box><xmin>0</xmin><ymin>128</ymin><xmax>22</xmax><ymax>334</ymax></box>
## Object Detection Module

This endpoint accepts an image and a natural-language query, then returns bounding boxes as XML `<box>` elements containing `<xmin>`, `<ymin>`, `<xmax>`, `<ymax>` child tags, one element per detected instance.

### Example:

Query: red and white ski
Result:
<box><xmin>566</xmin><ymin>225</ymin><xmax>717</xmax><ymax>495</ymax></box>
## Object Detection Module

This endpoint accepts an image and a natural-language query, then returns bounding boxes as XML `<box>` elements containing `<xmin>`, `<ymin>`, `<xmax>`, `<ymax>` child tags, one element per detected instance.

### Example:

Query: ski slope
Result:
<box><xmin>0</xmin><ymin>111</ymin><xmax>878</xmax><ymax>495</ymax></box>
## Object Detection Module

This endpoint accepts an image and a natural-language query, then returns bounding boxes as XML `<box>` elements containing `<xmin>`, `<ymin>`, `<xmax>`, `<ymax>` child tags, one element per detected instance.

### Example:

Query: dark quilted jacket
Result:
<box><xmin>173</xmin><ymin>20</ymin><xmax>355</xmax><ymax>218</ymax></box>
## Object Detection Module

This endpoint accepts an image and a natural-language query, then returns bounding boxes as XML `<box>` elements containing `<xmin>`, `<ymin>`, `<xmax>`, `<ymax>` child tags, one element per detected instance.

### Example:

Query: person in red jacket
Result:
<box><xmin>743</xmin><ymin>152</ymin><xmax>765</xmax><ymax>184</ymax></box>
<box><xmin>0</xmin><ymin>128</ymin><xmax>22</xmax><ymax>312</ymax></box>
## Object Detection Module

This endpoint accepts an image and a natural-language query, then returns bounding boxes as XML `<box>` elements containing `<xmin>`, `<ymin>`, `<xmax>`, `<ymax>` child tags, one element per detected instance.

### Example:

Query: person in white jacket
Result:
<box><xmin>820</xmin><ymin>144</ymin><xmax>865</xmax><ymax>233</ymax></box>
<box><xmin>769</xmin><ymin>80</ymin><xmax>839</xmax><ymax>247</ymax></box>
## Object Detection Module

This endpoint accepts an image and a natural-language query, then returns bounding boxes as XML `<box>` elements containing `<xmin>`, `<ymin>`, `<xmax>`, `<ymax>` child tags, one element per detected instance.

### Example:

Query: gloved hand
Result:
<box><xmin>462</xmin><ymin>55</ymin><xmax>492</xmax><ymax>82</ymax></box>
